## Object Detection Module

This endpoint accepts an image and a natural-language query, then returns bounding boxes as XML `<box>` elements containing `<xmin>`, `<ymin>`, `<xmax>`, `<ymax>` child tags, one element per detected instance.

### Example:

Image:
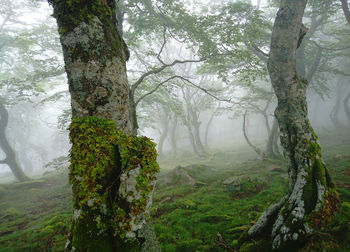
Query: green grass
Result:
<box><xmin>0</xmin><ymin>129</ymin><xmax>349</xmax><ymax>251</ymax></box>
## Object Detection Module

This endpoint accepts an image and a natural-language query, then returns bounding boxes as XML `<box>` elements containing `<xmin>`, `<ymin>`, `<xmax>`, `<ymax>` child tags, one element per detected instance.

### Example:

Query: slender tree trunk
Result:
<box><xmin>243</xmin><ymin>111</ymin><xmax>263</xmax><ymax>156</ymax></box>
<box><xmin>204</xmin><ymin>111</ymin><xmax>215</xmax><ymax>149</ymax></box>
<box><xmin>330</xmin><ymin>81</ymin><xmax>346</xmax><ymax>128</ymax></box>
<box><xmin>157</xmin><ymin>113</ymin><xmax>169</xmax><ymax>157</ymax></box>
<box><xmin>246</xmin><ymin>1</ymin><xmax>339</xmax><ymax>250</ymax></box>
<box><xmin>48</xmin><ymin>1</ymin><xmax>159</xmax><ymax>251</ymax></box>
<box><xmin>264</xmin><ymin>117</ymin><xmax>279</xmax><ymax>158</ymax></box>
<box><xmin>170</xmin><ymin>114</ymin><xmax>178</xmax><ymax>157</ymax></box>
<box><xmin>0</xmin><ymin>102</ymin><xmax>29</xmax><ymax>181</ymax></box>
<box><xmin>129</xmin><ymin>89</ymin><xmax>139</xmax><ymax>135</ymax></box>
<box><xmin>344</xmin><ymin>89</ymin><xmax>350</xmax><ymax>125</ymax></box>
<box><xmin>191</xmin><ymin>112</ymin><xmax>207</xmax><ymax>156</ymax></box>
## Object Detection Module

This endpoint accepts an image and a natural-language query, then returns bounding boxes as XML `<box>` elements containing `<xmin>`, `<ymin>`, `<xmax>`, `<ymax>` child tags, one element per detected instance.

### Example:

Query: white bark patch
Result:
<box><xmin>272</xmin><ymin>234</ymin><xmax>281</xmax><ymax>249</ymax></box>
<box><xmin>73</xmin><ymin>209</ymin><xmax>81</xmax><ymax>221</ymax></box>
<box><xmin>62</xmin><ymin>17</ymin><xmax>104</xmax><ymax>51</ymax></box>
<box><xmin>248</xmin><ymin>195</ymin><xmax>288</xmax><ymax>236</ymax></box>
<box><xmin>315</xmin><ymin>180</ymin><xmax>325</xmax><ymax>210</ymax></box>
<box><xmin>272</xmin><ymin>214</ymin><xmax>284</xmax><ymax>237</ymax></box>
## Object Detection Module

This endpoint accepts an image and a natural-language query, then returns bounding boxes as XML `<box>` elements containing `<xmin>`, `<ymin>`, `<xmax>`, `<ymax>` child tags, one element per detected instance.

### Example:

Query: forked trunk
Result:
<box><xmin>246</xmin><ymin>1</ymin><xmax>339</xmax><ymax>250</ymax></box>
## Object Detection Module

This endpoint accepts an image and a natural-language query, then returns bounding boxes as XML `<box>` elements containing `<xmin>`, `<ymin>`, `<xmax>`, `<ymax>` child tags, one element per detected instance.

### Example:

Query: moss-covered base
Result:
<box><xmin>235</xmin><ymin>202</ymin><xmax>350</xmax><ymax>252</ymax></box>
<box><xmin>67</xmin><ymin>117</ymin><xmax>159</xmax><ymax>251</ymax></box>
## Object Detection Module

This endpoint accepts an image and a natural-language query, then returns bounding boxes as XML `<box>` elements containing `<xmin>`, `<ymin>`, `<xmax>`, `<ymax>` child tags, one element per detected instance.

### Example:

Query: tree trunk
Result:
<box><xmin>170</xmin><ymin>114</ymin><xmax>178</xmax><ymax>157</ymax></box>
<box><xmin>330</xmin><ymin>80</ymin><xmax>346</xmax><ymax>128</ymax></box>
<box><xmin>243</xmin><ymin>111</ymin><xmax>263</xmax><ymax>156</ymax></box>
<box><xmin>344</xmin><ymin>89</ymin><xmax>350</xmax><ymax>125</ymax></box>
<box><xmin>0</xmin><ymin>101</ymin><xmax>29</xmax><ymax>181</ymax></box>
<box><xmin>204</xmin><ymin>107</ymin><xmax>218</xmax><ymax>149</ymax></box>
<box><xmin>246</xmin><ymin>1</ymin><xmax>339</xmax><ymax>250</ymax></box>
<box><xmin>264</xmin><ymin>117</ymin><xmax>279</xmax><ymax>158</ymax></box>
<box><xmin>157</xmin><ymin>112</ymin><xmax>170</xmax><ymax>157</ymax></box>
<box><xmin>191</xmin><ymin>113</ymin><xmax>207</xmax><ymax>156</ymax></box>
<box><xmin>48</xmin><ymin>1</ymin><xmax>160</xmax><ymax>251</ymax></box>
<box><xmin>129</xmin><ymin>89</ymin><xmax>139</xmax><ymax>135</ymax></box>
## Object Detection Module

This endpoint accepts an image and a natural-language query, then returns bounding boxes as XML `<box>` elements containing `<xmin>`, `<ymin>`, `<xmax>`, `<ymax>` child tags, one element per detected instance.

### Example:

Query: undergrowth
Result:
<box><xmin>0</xmin><ymin>130</ymin><xmax>349</xmax><ymax>251</ymax></box>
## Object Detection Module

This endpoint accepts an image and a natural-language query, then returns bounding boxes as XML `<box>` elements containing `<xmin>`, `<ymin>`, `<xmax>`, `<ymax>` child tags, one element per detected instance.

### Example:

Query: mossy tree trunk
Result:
<box><xmin>246</xmin><ymin>0</ymin><xmax>339</xmax><ymax>250</ymax></box>
<box><xmin>48</xmin><ymin>1</ymin><xmax>159</xmax><ymax>251</ymax></box>
<box><xmin>0</xmin><ymin>101</ymin><xmax>29</xmax><ymax>182</ymax></box>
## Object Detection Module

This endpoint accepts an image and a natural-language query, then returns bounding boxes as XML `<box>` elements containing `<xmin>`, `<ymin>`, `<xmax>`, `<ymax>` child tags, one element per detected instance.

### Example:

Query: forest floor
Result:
<box><xmin>0</xmin><ymin>129</ymin><xmax>349</xmax><ymax>251</ymax></box>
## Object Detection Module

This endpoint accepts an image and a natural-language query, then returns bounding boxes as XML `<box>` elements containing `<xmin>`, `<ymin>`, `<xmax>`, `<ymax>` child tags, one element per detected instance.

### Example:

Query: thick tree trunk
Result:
<box><xmin>0</xmin><ymin>102</ymin><xmax>29</xmax><ymax>181</ymax></box>
<box><xmin>247</xmin><ymin>1</ymin><xmax>339</xmax><ymax>250</ymax></box>
<box><xmin>48</xmin><ymin>1</ymin><xmax>159</xmax><ymax>251</ymax></box>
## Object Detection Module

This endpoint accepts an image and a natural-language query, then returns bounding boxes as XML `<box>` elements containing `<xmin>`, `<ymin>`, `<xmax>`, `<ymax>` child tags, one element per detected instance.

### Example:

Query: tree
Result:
<box><xmin>0</xmin><ymin>100</ymin><xmax>29</xmax><ymax>181</ymax></box>
<box><xmin>242</xmin><ymin>1</ymin><xmax>339</xmax><ymax>250</ymax></box>
<box><xmin>47</xmin><ymin>1</ymin><xmax>160</xmax><ymax>250</ymax></box>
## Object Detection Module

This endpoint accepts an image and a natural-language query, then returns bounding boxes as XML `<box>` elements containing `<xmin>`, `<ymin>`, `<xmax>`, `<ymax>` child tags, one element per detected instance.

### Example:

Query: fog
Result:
<box><xmin>0</xmin><ymin>0</ymin><xmax>349</xmax><ymax>178</ymax></box>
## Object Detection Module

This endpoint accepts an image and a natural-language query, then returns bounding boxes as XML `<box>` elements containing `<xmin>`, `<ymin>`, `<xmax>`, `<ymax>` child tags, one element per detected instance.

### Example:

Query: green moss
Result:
<box><xmin>68</xmin><ymin>116</ymin><xmax>159</xmax><ymax>247</ymax></box>
<box><xmin>48</xmin><ymin>0</ymin><xmax>115</xmax><ymax>35</ymax></box>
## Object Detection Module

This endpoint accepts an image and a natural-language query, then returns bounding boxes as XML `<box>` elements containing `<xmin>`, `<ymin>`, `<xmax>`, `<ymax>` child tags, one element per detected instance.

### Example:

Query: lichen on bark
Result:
<box><xmin>239</xmin><ymin>1</ymin><xmax>340</xmax><ymax>250</ymax></box>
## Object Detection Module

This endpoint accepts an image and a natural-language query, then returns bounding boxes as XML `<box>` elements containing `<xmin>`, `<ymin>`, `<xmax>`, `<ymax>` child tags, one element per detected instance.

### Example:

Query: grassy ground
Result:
<box><xmin>0</xmin><ymin>129</ymin><xmax>349</xmax><ymax>251</ymax></box>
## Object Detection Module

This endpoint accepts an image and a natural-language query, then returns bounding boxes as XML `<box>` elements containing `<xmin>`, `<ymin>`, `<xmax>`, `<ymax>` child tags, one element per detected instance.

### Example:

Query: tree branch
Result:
<box><xmin>131</xmin><ymin>57</ymin><xmax>208</xmax><ymax>93</ymax></box>
<box><xmin>135</xmin><ymin>75</ymin><xmax>179</xmax><ymax>105</ymax></box>
<box><xmin>340</xmin><ymin>0</ymin><xmax>350</xmax><ymax>26</ymax></box>
<box><xmin>156</xmin><ymin>26</ymin><xmax>167</xmax><ymax>65</ymax></box>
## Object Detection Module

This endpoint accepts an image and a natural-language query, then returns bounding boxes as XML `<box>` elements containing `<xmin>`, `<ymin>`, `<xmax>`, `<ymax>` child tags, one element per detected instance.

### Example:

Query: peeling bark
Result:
<box><xmin>246</xmin><ymin>1</ymin><xmax>339</xmax><ymax>250</ymax></box>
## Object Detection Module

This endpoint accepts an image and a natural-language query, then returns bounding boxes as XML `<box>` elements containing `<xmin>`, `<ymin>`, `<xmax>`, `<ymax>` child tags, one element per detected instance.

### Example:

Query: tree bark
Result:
<box><xmin>247</xmin><ymin>1</ymin><xmax>339</xmax><ymax>250</ymax></box>
<box><xmin>0</xmin><ymin>101</ymin><xmax>29</xmax><ymax>181</ymax></box>
<box><xmin>48</xmin><ymin>1</ymin><xmax>159</xmax><ymax>251</ymax></box>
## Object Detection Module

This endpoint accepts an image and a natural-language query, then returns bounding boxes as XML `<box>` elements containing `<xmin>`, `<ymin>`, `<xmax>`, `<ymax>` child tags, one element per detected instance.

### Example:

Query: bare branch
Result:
<box><xmin>131</xmin><ymin>57</ymin><xmax>208</xmax><ymax>93</ymax></box>
<box><xmin>177</xmin><ymin>76</ymin><xmax>240</xmax><ymax>104</ymax></box>
<box><xmin>156</xmin><ymin>26</ymin><xmax>167</xmax><ymax>65</ymax></box>
<box><xmin>310</xmin><ymin>40</ymin><xmax>350</xmax><ymax>51</ymax></box>
<box><xmin>340</xmin><ymin>0</ymin><xmax>350</xmax><ymax>26</ymax></box>
<box><xmin>135</xmin><ymin>75</ymin><xmax>179</xmax><ymax>105</ymax></box>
